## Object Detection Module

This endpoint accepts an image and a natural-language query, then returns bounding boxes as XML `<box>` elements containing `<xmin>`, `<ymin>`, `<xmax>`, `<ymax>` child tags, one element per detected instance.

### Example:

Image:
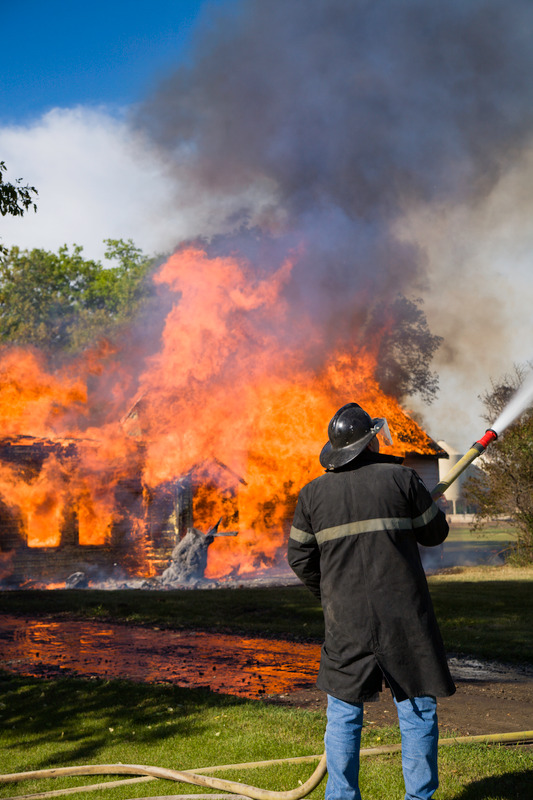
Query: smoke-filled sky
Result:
<box><xmin>2</xmin><ymin>0</ymin><xmax>533</xmax><ymax>451</ymax></box>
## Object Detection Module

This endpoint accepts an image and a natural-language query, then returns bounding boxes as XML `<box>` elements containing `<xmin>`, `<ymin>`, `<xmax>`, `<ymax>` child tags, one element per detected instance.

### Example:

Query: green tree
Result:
<box><xmin>0</xmin><ymin>239</ymin><xmax>155</xmax><ymax>352</ymax></box>
<box><xmin>464</xmin><ymin>365</ymin><xmax>533</xmax><ymax>564</ymax></box>
<box><xmin>362</xmin><ymin>295</ymin><xmax>442</xmax><ymax>404</ymax></box>
<box><xmin>0</xmin><ymin>161</ymin><xmax>38</xmax><ymax>257</ymax></box>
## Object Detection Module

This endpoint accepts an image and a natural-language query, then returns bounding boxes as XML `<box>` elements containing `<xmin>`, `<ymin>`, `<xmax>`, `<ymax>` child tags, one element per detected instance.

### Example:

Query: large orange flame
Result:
<box><xmin>0</xmin><ymin>246</ymin><xmax>439</xmax><ymax>578</ymax></box>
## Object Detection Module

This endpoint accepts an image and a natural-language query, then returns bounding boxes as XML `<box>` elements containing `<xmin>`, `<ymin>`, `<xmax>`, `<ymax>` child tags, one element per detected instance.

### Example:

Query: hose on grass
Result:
<box><xmin>0</xmin><ymin>756</ymin><xmax>328</xmax><ymax>800</ymax></box>
<box><xmin>1</xmin><ymin>730</ymin><xmax>532</xmax><ymax>800</ymax></box>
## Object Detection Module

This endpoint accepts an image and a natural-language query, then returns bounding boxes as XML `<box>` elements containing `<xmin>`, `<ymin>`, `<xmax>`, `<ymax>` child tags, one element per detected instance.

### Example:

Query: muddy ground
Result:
<box><xmin>266</xmin><ymin>656</ymin><xmax>533</xmax><ymax>736</ymax></box>
<box><xmin>267</xmin><ymin>681</ymin><xmax>533</xmax><ymax>738</ymax></box>
<box><xmin>1</xmin><ymin>614</ymin><xmax>531</xmax><ymax>738</ymax></box>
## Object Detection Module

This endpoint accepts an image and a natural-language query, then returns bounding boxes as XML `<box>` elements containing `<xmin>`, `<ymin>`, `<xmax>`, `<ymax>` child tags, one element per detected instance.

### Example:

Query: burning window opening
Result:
<box><xmin>0</xmin><ymin>436</ymin><xmax>249</xmax><ymax>588</ymax></box>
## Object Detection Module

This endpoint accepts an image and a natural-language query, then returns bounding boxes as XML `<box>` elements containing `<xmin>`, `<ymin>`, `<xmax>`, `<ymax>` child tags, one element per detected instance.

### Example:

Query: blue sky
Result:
<box><xmin>1</xmin><ymin>0</ymin><xmax>225</xmax><ymax>124</ymax></box>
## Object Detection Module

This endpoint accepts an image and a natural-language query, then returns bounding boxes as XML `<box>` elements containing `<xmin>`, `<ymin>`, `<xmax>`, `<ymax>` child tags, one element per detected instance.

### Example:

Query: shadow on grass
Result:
<box><xmin>452</xmin><ymin>768</ymin><xmax>533</xmax><ymax>799</ymax></box>
<box><xmin>428</xmin><ymin>579</ymin><xmax>533</xmax><ymax>663</ymax></box>
<box><xmin>0</xmin><ymin>671</ymin><xmax>246</xmax><ymax>769</ymax></box>
<box><xmin>0</xmin><ymin>587</ymin><xmax>325</xmax><ymax>639</ymax></box>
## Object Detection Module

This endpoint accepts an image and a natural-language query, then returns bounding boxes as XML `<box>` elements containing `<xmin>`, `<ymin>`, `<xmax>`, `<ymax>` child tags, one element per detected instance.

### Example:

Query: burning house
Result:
<box><xmin>0</xmin><ymin>433</ymin><xmax>245</xmax><ymax>587</ymax></box>
<box><xmin>0</xmin><ymin>434</ymin><xmax>144</xmax><ymax>587</ymax></box>
<box><xmin>0</xmin><ymin>245</ymin><xmax>451</xmax><ymax>590</ymax></box>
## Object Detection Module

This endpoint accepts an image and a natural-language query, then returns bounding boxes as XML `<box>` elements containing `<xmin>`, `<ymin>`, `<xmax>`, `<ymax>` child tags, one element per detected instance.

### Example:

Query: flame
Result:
<box><xmin>0</xmin><ymin>246</ymin><xmax>440</xmax><ymax>580</ymax></box>
<box><xmin>0</xmin><ymin>456</ymin><xmax>68</xmax><ymax>547</ymax></box>
<box><xmin>0</xmin><ymin>349</ymin><xmax>86</xmax><ymax>437</ymax></box>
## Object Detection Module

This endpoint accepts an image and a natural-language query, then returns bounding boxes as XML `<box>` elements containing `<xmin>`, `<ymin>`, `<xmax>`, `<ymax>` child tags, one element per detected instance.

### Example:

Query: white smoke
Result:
<box><xmin>401</xmin><ymin>143</ymin><xmax>533</xmax><ymax>448</ymax></box>
<box><xmin>0</xmin><ymin>106</ymin><xmax>274</xmax><ymax>262</ymax></box>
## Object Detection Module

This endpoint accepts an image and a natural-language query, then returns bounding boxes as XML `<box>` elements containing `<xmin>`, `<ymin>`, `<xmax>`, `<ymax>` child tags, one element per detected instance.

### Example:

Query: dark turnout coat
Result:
<box><xmin>288</xmin><ymin>451</ymin><xmax>456</xmax><ymax>703</ymax></box>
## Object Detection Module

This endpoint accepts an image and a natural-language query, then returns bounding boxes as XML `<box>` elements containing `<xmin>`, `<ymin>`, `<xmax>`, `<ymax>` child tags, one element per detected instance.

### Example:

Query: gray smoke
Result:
<box><xmin>134</xmin><ymin>0</ymin><xmax>533</xmax><ymax>422</ymax></box>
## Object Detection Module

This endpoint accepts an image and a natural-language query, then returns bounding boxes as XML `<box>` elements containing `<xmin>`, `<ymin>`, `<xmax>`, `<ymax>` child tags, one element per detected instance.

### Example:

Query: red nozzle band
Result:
<box><xmin>477</xmin><ymin>429</ymin><xmax>498</xmax><ymax>449</ymax></box>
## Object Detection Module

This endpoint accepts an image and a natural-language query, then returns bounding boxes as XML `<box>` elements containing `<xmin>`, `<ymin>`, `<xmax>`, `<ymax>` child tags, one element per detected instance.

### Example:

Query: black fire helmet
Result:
<box><xmin>319</xmin><ymin>402</ymin><xmax>387</xmax><ymax>470</ymax></box>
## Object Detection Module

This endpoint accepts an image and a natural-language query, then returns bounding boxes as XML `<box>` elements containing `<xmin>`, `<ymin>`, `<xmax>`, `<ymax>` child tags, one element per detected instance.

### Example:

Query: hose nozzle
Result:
<box><xmin>476</xmin><ymin>429</ymin><xmax>498</xmax><ymax>449</ymax></box>
<box><xmin>431</xmin><ymin>429</ymin><xmax>498</xmax><ymax>501</ymax></box>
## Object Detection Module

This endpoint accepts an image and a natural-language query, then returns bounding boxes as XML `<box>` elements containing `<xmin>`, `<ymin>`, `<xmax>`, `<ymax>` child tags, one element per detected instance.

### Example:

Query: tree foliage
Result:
<box><xmin>0</xmin><ymin>161</ymin><xmax>38</xmax><ymax>218</ymax></box>
<box><xmin>0</xmin><ymin>161</ymin><xmax>38</xmax><ymax>257</ymax></box>
<box><xmin>464</xmin><ymin>365</ymin><xmax>533</xmax><ymax>563</ymax></box>
<box><xmin>0</xmin><ymin>240</ymin><xmax>156</xmax><ymax>352</ymax></box>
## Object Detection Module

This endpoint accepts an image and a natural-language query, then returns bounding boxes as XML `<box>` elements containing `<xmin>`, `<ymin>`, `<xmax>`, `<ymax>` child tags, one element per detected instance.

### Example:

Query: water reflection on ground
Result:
<box><xmin>0</xmin><ymin>616</ymin><xmax>321</xmax><ymax>699</ymax></box>
<box><xmin>2</xmin><ymin>614</ymin><xmax>527</xmax><ymax>700</ymax></box>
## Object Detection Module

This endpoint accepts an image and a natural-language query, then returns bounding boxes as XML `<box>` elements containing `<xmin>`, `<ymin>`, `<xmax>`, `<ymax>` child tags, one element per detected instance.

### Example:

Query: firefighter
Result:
<box><xmin>288</xmin><ymin>402</ymin><xmax>455</xmax><ymax>800</ymax></box>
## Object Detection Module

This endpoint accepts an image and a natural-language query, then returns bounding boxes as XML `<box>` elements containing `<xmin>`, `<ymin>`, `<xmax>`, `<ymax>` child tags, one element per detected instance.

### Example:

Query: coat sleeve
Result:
<box><xmin>287</xmin><ymin>489</ymin><xmax>322</xmax><ymax>602</ymax></box>
<box><xmin>408</xmin><ymin>470</ymin><xmax>449</xmax><ymax>547</ymax></box>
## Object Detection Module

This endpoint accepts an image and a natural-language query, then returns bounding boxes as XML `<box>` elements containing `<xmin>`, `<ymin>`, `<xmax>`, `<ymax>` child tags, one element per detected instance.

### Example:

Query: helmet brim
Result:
<box><xmin>319</xmin><ymin>418</ymin><xmax>386</xmax><ymax>470</ymax></box>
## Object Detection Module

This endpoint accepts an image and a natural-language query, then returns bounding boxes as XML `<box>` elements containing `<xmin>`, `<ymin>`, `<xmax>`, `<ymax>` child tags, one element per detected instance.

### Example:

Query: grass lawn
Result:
<box><xmin>420</xmin><ymin>522</ymin><xmax>519</xmax><ymax>572</ymax></box>
<box><xmin>445</xmin><ymin>522</ymin><xmax>518</xmax><ymax>562</ymax></box>
<box><xmin>1</xmin><ymin>672</ymin><xmax>532</xmax><ymax>800</ymax></box>
<box><xmin>446</xmin><ymin>523</ymin><xmax>518</xmax><ymax>555</ymax></box>
<box><xmin>428</xmin><ymin>565</ymin><xmax>533</xmax><ymax>663</ymax></box>
<box><xmin>447</xmin><ymin>523</ymin><xmax>518</xmax><ymax>541</ymax></box>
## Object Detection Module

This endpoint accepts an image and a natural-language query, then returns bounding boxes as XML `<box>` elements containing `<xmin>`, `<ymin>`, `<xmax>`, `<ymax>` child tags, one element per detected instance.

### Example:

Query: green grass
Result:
<box><xmin>0</xmin><ymin>673</ymin><xmax>531</xmax><ymax>800</ymax></box>
<box><xmin>0</xmin><ymin>672</ymin><xmax>326</xmax><ymax>774</ymax></box>
<box><xmin>446</xmin><ymin>523</ymin><xmax>518</xmax><ymax>557</ymax></box>
<box><xmin>418</xmin><ymin>522</ymin><xmax>520</xmax><ymax>576</ymax></box>
<box><xmin>360</xmin><ymin>743</ymin><xmax>533</xmax><ymax>799</ymax></box>
<box><xmin>428</xmin><ymin>566</ymin><xmax>533</xmax><ymax>663</ymax></box>
<box><xmin>444</xmin><ymin>523</ymin><xmax>519</xmax><ymax>565</ymax></box>
<box><xmin>0</xmin><ymin>672</ymin><xmax>338</xmax><ymax>799</ymax></box>
<box><xmin>448</xmin><ymin>523</ymin><xmax>518</xmax><ymax>542</ymax></box>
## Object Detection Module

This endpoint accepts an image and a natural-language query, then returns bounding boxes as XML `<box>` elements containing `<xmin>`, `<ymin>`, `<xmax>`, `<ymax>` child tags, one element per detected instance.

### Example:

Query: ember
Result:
<box><xmin>0</xmin><ymin>248</ymin><xmax>446</xmax><ymax>588</ymax></box>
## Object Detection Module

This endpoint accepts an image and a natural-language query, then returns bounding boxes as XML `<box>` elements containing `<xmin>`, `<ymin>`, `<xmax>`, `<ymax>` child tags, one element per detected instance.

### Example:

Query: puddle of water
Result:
<box><xmin>0</xmin><ymin>616</ymin><xmax>320</xmax><ymax>698</ymax></box>
<box><xmin>1</xmin><ymin>617</ymin><xmax>529</xmax><ymax>699</ymax></box>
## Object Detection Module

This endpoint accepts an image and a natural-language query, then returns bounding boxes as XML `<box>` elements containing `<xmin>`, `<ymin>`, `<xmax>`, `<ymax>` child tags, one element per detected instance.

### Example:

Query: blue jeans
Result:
<box><xmin>325</xmin><ymin>694</ymin><xmax>439</xmax><ymax>800</ymax></box>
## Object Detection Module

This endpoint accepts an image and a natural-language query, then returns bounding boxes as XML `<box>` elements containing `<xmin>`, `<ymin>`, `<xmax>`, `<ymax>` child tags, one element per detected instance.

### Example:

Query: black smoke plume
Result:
<box><xmin>135</xmin><ymin>0</ymin><xmax>533</xmax><ymax>403</ymax></box>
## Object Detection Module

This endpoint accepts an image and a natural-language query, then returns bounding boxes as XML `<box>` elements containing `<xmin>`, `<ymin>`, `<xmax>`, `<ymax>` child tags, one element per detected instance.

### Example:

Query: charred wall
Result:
<box><xmin>0</xmin><ymin>438</ymin><xmax>243</xmax><ymax>586</ymax></box>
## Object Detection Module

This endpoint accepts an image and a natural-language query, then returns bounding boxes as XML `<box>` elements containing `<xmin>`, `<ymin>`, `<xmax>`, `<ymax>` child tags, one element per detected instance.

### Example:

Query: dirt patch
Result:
<box><xmin>266</xmin><ymin>655</ymin><xmax>533</xmax><ymax>737</ymax></box>
<box><xmin>266</xmin><ymin>680</ymin><xmax>533</xmax><ymax>738</ymax></box>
